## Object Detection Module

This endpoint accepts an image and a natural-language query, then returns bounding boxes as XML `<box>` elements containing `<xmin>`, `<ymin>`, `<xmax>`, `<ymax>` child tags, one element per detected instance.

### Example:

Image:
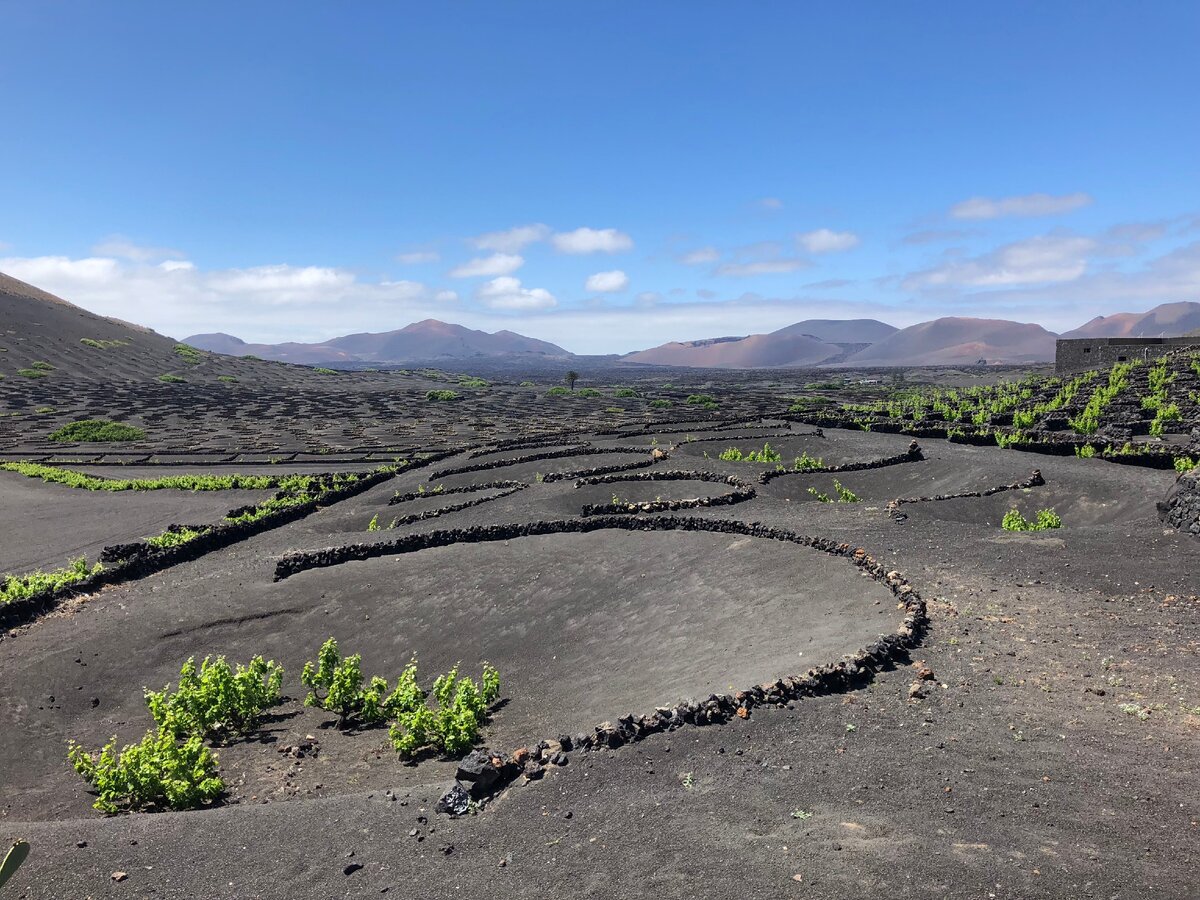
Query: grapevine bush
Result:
<box><xmin>389</xmin><ymin>663</ymin><xmax>501</xmax><ymax>757</ymax></box>
<box><xmin>68</xmin><ymin>730</ymin><xmax>223</xmax><ymax>814</ymax></box>
<box><xmin>1002</xmin><ymin>508</ymin><xmax>1063</xmax><ymax>532</ymax></box>
<box><xmin>145</xmin><ymin>655</ymin><xmax>284</xmax><ymax>741</ymax></box>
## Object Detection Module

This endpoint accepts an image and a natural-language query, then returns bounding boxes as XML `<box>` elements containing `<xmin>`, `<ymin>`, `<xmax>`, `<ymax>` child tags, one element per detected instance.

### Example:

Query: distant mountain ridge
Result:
<box><xmin>621</xmin><ymin>319</ymin><xmax>897</xmax><ymax>368</ymax></box>
<box><xmin>185</xmin><ymin>320</ymin><xmax>573</xmax><ymax>365</ymax></box>
<box><xmin>6</xmin><ymin>268</ymin><xmax>1198</xmax><ymax>370</ymax></box>
<box><xmin>1061</xmin><ymin>301</ymin><xmax>1200</xmax><ymax>339</ymax></box>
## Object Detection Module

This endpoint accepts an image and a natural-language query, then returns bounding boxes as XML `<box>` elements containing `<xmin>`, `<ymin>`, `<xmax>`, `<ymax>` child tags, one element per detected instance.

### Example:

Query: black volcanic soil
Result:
<box><xmin>0</xmin><ymin>343</ymin><xmax>1197</xmax><ymax>898</ymax></box>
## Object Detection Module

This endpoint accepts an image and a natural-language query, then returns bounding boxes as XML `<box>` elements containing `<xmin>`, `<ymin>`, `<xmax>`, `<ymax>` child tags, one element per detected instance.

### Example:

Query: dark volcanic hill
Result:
<box><xmin>0</xmin><ymin>272</ymin><xmax>190</xmax><ymax>381</ymax></box>
<box><xmin>185</xmin><ymin>320</ymin><xmax>573</xmax><ymax>365</ymax></box>
<box><xmin>841</xmin><ymin>317</ymin><xmax>1058</xmax><ymax>366</ymax></box>
<box><xmin>1060</xmin><ymin>301</ymin><xmax>1200</xmax><ymax>339</ymax></box>
<box><xmin>622</xmin><ymin>319</ymin><xmax>895</xmax><ymax>368</ymax></box>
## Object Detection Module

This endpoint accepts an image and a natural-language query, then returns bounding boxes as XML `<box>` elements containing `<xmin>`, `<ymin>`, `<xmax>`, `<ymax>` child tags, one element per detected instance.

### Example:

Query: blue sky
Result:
<box><xmin>2</xmin><ymin>2</ymin><xmax>1198</xmax><ymax>352</ymax></box>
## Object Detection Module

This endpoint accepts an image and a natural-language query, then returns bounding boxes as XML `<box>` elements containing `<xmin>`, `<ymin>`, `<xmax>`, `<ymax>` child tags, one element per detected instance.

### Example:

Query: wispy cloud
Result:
<box><xmin>551</xmin><ymin>227</ymin><xmax>633</xmax><ymax>254</ymax></box>
<box><xmin>448</xmin><ymin>253</ymin><xmax>524</xmax><ymax>278</ymax></box>
<box><xmin>678</xmin><ymin>246</ymin><xmax>720</xmax><ymax>265</ymax></box>
<box><xmin>796</xmin><ymin>228</ymin><xmax>859</xmax><ymax>253</ymax></box>
<box><xmin>396</xmin><ymin>249</ymin><xmax>440</xmax><ymax>264</ymax></box>
<box><xmin>900</xmin><ymin>228</ymin><xmax>978</xmax><ymax>245</ymax></box>
<box><xmin>716</xmin><ymin>259</ymin><xmax>809</xmax><ymax>276</ymax></box>
<box><xmin>470</xmin><ymin>224</ymin><xmax>550</xmax><ymax>253</ymax></box>
<box><xmin>475</xmin><ymin>275</ymin><xmax>557</xmax><ymax>310</ymax></box>
<box><xmin>91</xmin><ymin>235</ymin><xmax>186</xmax><ymax>263</ymax></box>
<box><xmin>949</xmin><ymin>192</ymin><xmax>1092</xmax><ymax>220</ymax></box>
<box><xmin>585</xmin><ymin>269</ymin><xmax>629</xmax><ymax>293</ymax></box>
<box><xmin>903</xmin><ymin>234</ymin><xmax>1096</xmax><ymax>291</ymax></box>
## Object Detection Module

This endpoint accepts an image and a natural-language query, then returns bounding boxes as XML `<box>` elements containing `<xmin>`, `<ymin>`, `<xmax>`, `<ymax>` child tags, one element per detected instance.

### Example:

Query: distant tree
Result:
<box><xmin>565</xmin><ymin>370</ymin><xmax>580</xmax><ymax>392</ymax></box>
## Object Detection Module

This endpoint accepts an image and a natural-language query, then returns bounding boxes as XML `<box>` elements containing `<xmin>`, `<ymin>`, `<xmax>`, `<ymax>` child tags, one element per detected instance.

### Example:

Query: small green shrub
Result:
<box><xmin>80</xmin><ymin>338</ymin><xmax>127</xmax><ymax>349</ymax></box>
<box><xmin>173</xmin><ymin>344</ymin><xmax>203</xmax><ymax>365</ymax></box>
<box><xmin>1002</xmin><ymin>508</ymin><xmax>1063</xmax><ymax>532</ymax></box>
<box><xmin>519</xmin><ymin>380</ymin><xmax>535</xmax><ymax>387</ymax></box>
<box><xmin>1</xmin><ymin>556</ymin><xmax>103</xmax><ymax>603</ymax></box>
<box><xmin>649</xmin><ymin>399</ymin><xmax>671</xmax><ymax>408</ymax></box>
<box><xmin>686</xmin><ymin>394</ymin><xmax>719</xmax><ymax>409</ymax></box>
<box><xmin>719</xmin><ymin>442</ymin><xmax>781</xmax><ymax>463</ymax></box>
<box><xmin>17</xmin><ymin>368</ymin><xmax>48</xmax><ymax>379</ymax></box>
<box><xmin>367</xmin><ymin>514</ymin><xmax>380</xmax><ymax>532</ymax></box>
<box><xmin>834</xmin><ymin>479</ymin><xmax>860</xmax><ymax>503</ymax></box>
<box><xmin>313</xmin><ymin>367</ymin><xmax>338</xmax><ymax>375</ymax></box>
<box><xmin>613</xmin><ymin>388</ymin><xmax>639</xmax><ymax>398</ymax></box>
<box><xmin>145</xmin><ymin>655</ymin><xmax>283</xmax><ymax>741</ymax></box>
<box><xmin>426</xmin><ymin>389</ymin><xmax>460</xmax><ymax>402</ymax></box>
<box><xmin>301</xmin><ymin>638</ymin><xmax>402</xmax><ymax>726</ymax></box>
<box><xmin>1075</xmin><ymin>444</ymin><xmax>1096</xmax><ymax>459</ymax></box>
<box><xmin>576</xmin><ymin>387</ymin><xmax>602</xmax><ymax>398</ymax></box>
<box><xmin>1174</xmin><ymin>456</ymin><xmax>1197</xmax><ymax>474</ymax></box>
<box><xmin>217</xmin><ymin>375</ymin><xmax>238</xmax><ymax>383</ymax></box>
<box><xmin>144</xmin><ymin>526</ymin><xmax>208</xmax><ymax>549</ymax></box>
<box><xmin>389</xmin><ymin>663</ymin><xmax>500</xmax><ymax>757</ymax></box>
<box><xmin>157</xmin><ymin>374</ymin><xmax>186</xmax><ymax>383</ymax></box>
<box><xmin>792</xmin><ymin>451</ymin><xmax>825</xmax><ymax>471</ymax></box>
<box><xmin>68</xmin><ymin>729</ymin><xmax>223</xmax><ymax>813</ymax></box>
<box><xmin>0</xmin><ymin>461</ymin><xmax>292</xmax><ymax>492</ymax></box>
<box><xmin>545</xmin><ymin>386</ymin><xmax>571</xmax><ymax>397</ymax></box>
<box><xmin>459</xmin><ymin>376</ymin><xmax>489</xmax><ymax>388</ymax></box>
<box><xmin>49</xmin><ymin>419</ymin><xmax>145</xmax><ymax>443</ymax></box>
<box><xmin>30</xmin><ymin>361</ymin><xmax>54</xmax><ymax>370</ymax></box>
<box><xmin>807</xmin><ymin>487</ymin><xmax>832</xmax><ymax>503</ymax></box>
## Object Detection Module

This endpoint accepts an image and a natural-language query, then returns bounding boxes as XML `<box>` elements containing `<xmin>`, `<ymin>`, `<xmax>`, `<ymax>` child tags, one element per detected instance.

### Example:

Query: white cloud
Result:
<box><xmin>902</xmin><ymin>235</ymin><xmax>1096</xmax><ymax>291</ymax></box>
<box><xmin>585</xmin><ymin>269</ymin><xmax>629</xmax><ymax>293</ymax></box>
<box><xmin>0</xmin><ymin>254</ymin><xmax>434</xmax><ymax>340</ymax></box>
<box><xmin>949</xmin><ymin>192</ymin><xmax>1092</xmax><ymax>220</ymax></box>
<box><xmin>475</xmin><ymin>275</ymin><xmax>557</xmax><ymax>310</ymax></box>
<box><xmin>396</xmin><ymin>250</ymin><xmax>440</xmax><ymax>264</ymax></box>
<box><xmin>757</xmin><ymin>197</ymin><xmax>784</xmax><ymax>210</ymax></box>
<box><xmin>715</xmin><ymin>259</ymin><xmax>808</xmax><ymax>277</ymax></box>
<box><xmin>551</xmin><ymin>227</ymin><xmax>633</xmax><ymax>254</ymax></box>
<box><xmin>471</xmin><ymin>223</ymin><xmax>550</xmax><ymax>253</ymax></box>
<box><xmin>435</xmin><ymin>289</ymin><xmax>459</xmax><ymax>303</ymax></box>
<box><xmin>679</xmin><ymin>246</ymin><xmax>720</xmax><ymax>265</ymax></box>
<box><xmin>91</xmin><ymin>236</ymin><xmax>186</xmax><ymax>263</ymax></box>
<box><xmin>636</xmin><ymin>291</ymin><xmax>662</xmax><ymax>306</ymax></box>
<box><xmin>448</xmin><ymin>253</ymin><xmax>524</xmax><ymax>278</ymax></box>
<box><xmin>796</xmin><ymin>228</ymin><xmax>860</xmax><ymax>254</ymax></box>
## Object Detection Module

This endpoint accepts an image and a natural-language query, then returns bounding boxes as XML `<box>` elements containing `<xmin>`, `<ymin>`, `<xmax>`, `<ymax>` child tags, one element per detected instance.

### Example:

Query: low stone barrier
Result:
<box><xmin>575</xmin><ymin>470</ymin><xmax>755</xmax><ymax>516</ymax></box>
<box><xmin>1159</xmin><ymin>469</ymin><xmax>1200</xmax><ymax>536</ymax></box>
<box><xmin>886</xmin><ymin>469</ymin><xmax>1045</xmax><ymax>521</ymax></box>
<box><xmin>270</xmin><ymin>516</ymin><xmax>927</xmax><ymax>813</ymax></box>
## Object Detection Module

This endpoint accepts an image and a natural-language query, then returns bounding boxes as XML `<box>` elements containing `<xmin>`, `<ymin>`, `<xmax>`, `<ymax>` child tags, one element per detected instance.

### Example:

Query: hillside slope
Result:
<box><xmin>622</xmin><ymin>319</ymin><xmax>894</xmax><ymax>368</ymax></box>
<box><xmin>1061</xmin><ymin>301</ymin><xmax>1200</xmax><ymax>338</ymax></box>
<box><xmin>842</xmin><ymin>317</ymin><xmax>1058</xmax><ymax>366</ymax></box>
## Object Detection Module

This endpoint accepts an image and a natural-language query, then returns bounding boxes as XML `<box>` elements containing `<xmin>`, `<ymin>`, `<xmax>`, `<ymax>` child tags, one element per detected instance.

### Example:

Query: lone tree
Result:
<box><xmin>565</xmin><ymin>370</ymin><xmax>580</xmax><ymax>391</ymax></box>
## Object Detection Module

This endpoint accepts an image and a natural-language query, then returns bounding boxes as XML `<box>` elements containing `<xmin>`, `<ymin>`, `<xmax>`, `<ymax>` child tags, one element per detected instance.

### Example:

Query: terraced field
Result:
<box><xmin>1</xmin><ymin>350</ymin><xmax>1198</xmax><ymax>899</ymax></box>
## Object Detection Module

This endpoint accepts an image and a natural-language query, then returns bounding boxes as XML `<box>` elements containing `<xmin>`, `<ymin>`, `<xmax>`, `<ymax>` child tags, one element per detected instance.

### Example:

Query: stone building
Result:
<box><xmin>1055</xmin><ymin>337</ymin><xmax>1200</xmax><ymax>374</ymax></box>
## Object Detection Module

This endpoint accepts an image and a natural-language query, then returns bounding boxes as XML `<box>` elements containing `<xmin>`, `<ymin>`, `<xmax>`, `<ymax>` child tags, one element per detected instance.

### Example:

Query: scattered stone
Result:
<box><xmin>112</xmin><ymin>871</ymin><xmax>128</xmax><ymax>882</ymax></box>
<box><xmin>435</xmin><ymin>782</ymin><xmax>471</xmax><ymax>817</ymax></box>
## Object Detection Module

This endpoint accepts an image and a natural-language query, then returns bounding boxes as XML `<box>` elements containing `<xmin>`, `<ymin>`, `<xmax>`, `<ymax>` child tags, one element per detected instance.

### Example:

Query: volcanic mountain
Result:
<box><xmin>622</xmin><ymin>319</ymin><xmax>896</xmax><ymax>368</ymax></box>
<box><xmin>841</xmin><ymin>317</ymin><xmax>1058</xmax><ymax>366</ymax></box>
<box><xmin>1060</xmin><ymin>301</ymin><xmax>1200</xmax><ymax>338</ymax></box>
<box><xmin>185</xmin><ymin>320</ymin><xmax>573</xmax><ymax>365</ymax></box>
